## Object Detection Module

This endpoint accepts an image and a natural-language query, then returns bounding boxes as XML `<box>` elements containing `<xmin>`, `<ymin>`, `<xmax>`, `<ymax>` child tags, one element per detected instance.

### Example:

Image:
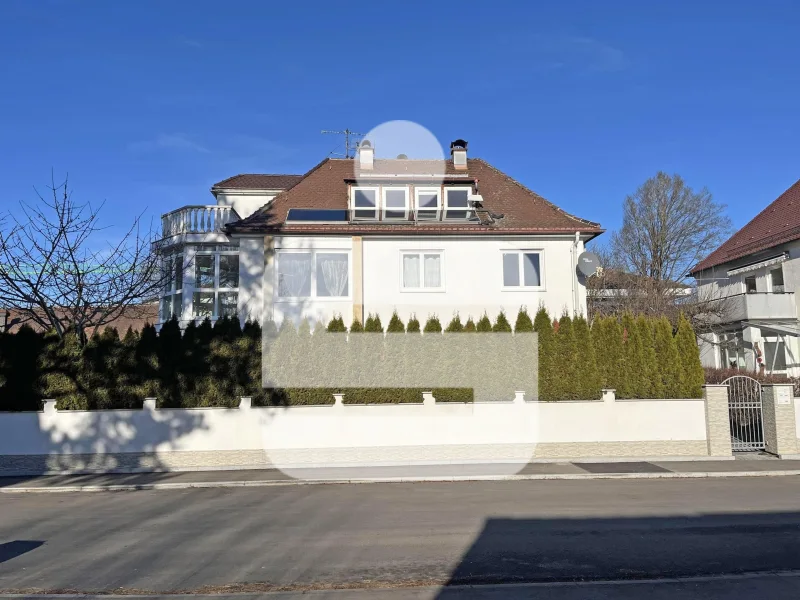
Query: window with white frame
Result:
<box><xmin>277</xmin><ymin>250</ymin><xmax>349</xmax><ymax>298</ymax></box>
<box><xmin>444</xmin><ymin>187</ymin><xmax>473</xmax><ymax>220</ymax></box>
<box><xmin>502</xmin><ymin>251</ymin><xmax>543</xmax><ymax>289</ymax></box>
<box><xmin>414</xmin><ymin>187</ymin><xmax>441</xmax><ymax>221</ymax></box>
<box><xmin>764</xmin><ymin>338</ymin><xmax>788</xmax><ymax>373</ymax></box>
<box><xmin>192</xmin><ymin>248</ymin><xmax>239</xmax><ymax>319</ymax></box>
<box><xmin>351</xmin><ymin>187</ymin><xmax>379</xmax><ymax>220</ymax></box>
<box><xmin>771</xmin><ymin>268</ymin><xmax>786</xmax><ymax>293</ymax></box>
<box><xmin>160</xmin><ymin>252</ymin><xmax>184</xmax><ymax>321</ymax></box>
<box><xmin>401</xmin><ymin>251</ymin><xmax>444</xmax><ymax>291</ymax></box>
<box><xmin>382</xmin><ymin>186</ymin><xmax>409</xmax><ymax>220</ymax></box>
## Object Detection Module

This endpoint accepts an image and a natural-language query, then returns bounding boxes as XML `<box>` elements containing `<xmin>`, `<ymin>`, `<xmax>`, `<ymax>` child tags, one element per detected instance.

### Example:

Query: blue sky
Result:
<box><xmin>1</xmin><ymin>0</ymin><xmax>799</xmax><ymax>245</ymax></box>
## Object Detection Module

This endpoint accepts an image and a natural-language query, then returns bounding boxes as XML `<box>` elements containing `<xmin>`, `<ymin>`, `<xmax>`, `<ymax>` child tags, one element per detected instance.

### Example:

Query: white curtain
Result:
<box><xmin>278</xmin><ymin>253</ymin><xmax>311</xmax><ymax>297</ymax></box>
<box><xmin>403</xmin><ymin>254</ymin><xmax>420</xmax><ymax>288</ymax></box>
<box><xmin>319</xmin><ymin>253</ymin><xmax>348</xmax><ymax>297</ymax></box>
<box><xmin>424</xmin><ymin>254</ymin><xmax>441</xmax><ymax>288</ymax></box>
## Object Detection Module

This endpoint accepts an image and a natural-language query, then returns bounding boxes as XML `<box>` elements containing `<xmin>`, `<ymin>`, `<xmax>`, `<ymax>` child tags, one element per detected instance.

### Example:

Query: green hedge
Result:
<box><xmin>0</xmin><ymin>307</ymin><xmax>704</xmax><ymax>410</ymax></box>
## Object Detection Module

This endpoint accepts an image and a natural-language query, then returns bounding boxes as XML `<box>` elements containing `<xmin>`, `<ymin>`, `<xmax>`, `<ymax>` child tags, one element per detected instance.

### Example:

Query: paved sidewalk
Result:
<box><xmin>3</xmin><ymin>455</ymin><xmax>800</xmax><ymax>492</ymax></box>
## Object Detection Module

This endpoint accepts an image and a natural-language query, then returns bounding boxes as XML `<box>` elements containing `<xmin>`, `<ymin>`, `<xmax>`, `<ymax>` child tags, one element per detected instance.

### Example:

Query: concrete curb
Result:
<box><xmin>3</xmin><ymin>469</ymin><xmax>800</xmax><ymax>493</ymax></box>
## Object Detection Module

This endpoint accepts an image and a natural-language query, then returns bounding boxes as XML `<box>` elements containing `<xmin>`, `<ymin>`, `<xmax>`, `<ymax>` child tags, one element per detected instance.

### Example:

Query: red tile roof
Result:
<box><xmin>691</xmin><ymin>178</ymin><xmax>800</xmax><ymax>274</ymax></box>
<box><xmin>226</xmin><ymin>158</ymin><xmax>603</xmax><ymax>237</ymax></box>
<box><xmin>211</xmin><ymin>174</ymin><xmax>303</xmax><ymax>191</ymax></box>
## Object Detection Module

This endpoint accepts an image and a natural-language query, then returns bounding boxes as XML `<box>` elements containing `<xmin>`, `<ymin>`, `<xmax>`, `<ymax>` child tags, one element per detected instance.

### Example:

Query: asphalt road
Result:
<box><xmin>2</xmin><ymin>477</ymin><xmax>800</xmax><ymax>598</ymax></box>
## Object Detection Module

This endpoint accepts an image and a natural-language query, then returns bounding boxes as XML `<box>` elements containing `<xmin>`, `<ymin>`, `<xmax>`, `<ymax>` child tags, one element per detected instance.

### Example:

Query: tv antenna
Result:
<box><xmin>321</xmin><ymin>128</ymin><xmax>365</xmax><ymax>158</ymax></box>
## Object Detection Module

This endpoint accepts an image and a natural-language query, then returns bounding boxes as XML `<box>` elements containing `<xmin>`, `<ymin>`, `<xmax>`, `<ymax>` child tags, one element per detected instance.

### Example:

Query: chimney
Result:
<box><xmin>450</xmin><ymin>139</ymin><xmax>468</xmax><ymax>170</ymax></box>
<box><xmin>358</xmin><ymin>140</ymin><xmax>374</xmax><ymax>170</ymax></box>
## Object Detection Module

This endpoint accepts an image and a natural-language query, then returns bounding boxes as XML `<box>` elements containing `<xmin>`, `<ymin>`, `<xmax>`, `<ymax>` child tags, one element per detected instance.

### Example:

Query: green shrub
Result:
<box><xmin>386</xmin><ymin>311</ymin><xmax>405</xmax><ymax>333</ymax></box>
<box><xmin>406</xmin><ymin>315</ymin><xmax>421</xmax><ymax>333</ymax></box>
<box><xmin>514</xmin><ymin>307</ymin><xmax>534</xmax><ymax>333</ymax></box>
<box><xmin>444</xmin><ymin>314</ymin><xmax>464</xmax><ymax>332</ymax></box>
<box><xmin>364</xmin><ymin>313</ymin><xmax>384</xmax><ymax>333</ymax></box>
<box><xmin>533</xmin><ymin>307</ymin><xmax>555</xmax><ymax>401</ymax></box>
<box><xmin>676</xmin><ymin>313</ymin><xmax>704</xmax><ymax>398</ymax></box>
<box><xmin>476</xmin><ymin>313</ymin><xmax>492</xmax><ymax>332</ymax></box>
<box><xmin>464</xmin><ymin>317</ymin><xmax>476</xmax><ymax>332</ymax></box>
<box><xmin>492</xmin><ymin>310</ymin><xmax>513</xmax><ymax>332</ymax></box>
<box><xmin>423</xmin><ymin>315</ymin><xmax>442</xmax><ymax>333</ymax></box>
<box><xmin>573</xmin><ymin>315</ymin><xmax>601</xmax><ymax>400</ymax></box>
<box><xmin>349</xmin><ymin>318</ymin><xmax>364</xmax><ymax>333</ymax></box>
<box><xmin>654</xmin><ymin>317</ymin><xmax>683</xmax><ymax>398</ymax></box>
<box><xmin>327</xmin><ymin>315</ymin><xmax>347</xmax><ymax>333</ymax></box>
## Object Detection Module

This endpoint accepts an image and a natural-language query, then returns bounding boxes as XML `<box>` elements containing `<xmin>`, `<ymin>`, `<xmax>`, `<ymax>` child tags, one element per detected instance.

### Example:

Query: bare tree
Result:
<box><xmin>610</xmin><ymin>172</ymin><xmax>732</xmax><ymax>283</ymax></box>
<box><xmin>0</xmin><ymin>174</ymin><xmax>165</xmax><ymax>343</ymax></box>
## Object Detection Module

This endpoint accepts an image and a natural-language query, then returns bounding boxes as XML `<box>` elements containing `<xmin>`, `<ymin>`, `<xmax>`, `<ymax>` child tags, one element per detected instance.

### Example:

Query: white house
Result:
<box><xmin>690</xmin><ymin>178</ymin><xmax>800</xmax><ymax>376</ymax></box>
<box><xmin>156</xmin><ymin>140</ymin><xmax>603</xmax><ymax>329</ymax></box>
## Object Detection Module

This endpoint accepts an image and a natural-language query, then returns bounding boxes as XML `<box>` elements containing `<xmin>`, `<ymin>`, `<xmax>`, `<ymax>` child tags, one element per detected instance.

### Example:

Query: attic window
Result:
<box><xmin>351</xmin><ymin>187</ymin><xmax>379</xmax><ymax>220</ymax></box>
<box><xmin>415</xmin><ymin>187</ymin><xmax>441</xmax><ymax>221</ymax></box>
<box><xmin>444</xmin><ymin>187</ymin><xmax>473</xmax><ymax>220</ymax></box>
<box><xmin>382</xmin><ymin>187</ymin><xmax>409</xmax><ymax>220</ymax></box>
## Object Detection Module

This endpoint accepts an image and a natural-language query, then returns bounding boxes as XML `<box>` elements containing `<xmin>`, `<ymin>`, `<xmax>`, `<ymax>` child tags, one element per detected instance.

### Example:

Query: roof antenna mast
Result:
<box><xmin>321</xmin><ymin>129</ymin><xmax>365</xmax><ymax>159</ymax></box>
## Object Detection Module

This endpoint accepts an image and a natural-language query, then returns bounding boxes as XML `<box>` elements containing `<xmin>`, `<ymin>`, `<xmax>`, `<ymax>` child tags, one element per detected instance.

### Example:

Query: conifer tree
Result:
<box><xmin>476</xmin><ymin>313</ymin><xmax>492</xmax><ymax>332</ymax></box>
<box><xmin>554</xmin><ymin>314</ymin><xmax>578</xmax><ymax>400</ymax></box>
<box><xmin>533</xmin><ymin>307</ymin><xmax>554</xmax><ymax>401</ymax></box>
<box><xmin>364</xmin><ymin>313</ymin><xmax>384</xmax><ymax>333</ymax></box>
<box><xmin>605</xmin><ymin>317</ymin><xmax>626</xmax><ymax>394</ymax></box>
<box><xmin>514</xmin><ymin>307</ymin><xmax>534</xmax><ymax>332</ymax></box>
<box><xmin>654</xmin><ymin>317</ymin><xmax>683</xmax><ymax>398</ymax></box>
<box><xmin>406</xmin><ymin>314</ymin><xmax>421</xmax><ymax>333</ymax></box>
<box><xmin>622</xmin><ymin>313</ymin><xmax>645</xmax><ymax>398</ymax></box>
<box><xmin>493</xmin><ymin>310</ymin><xmax>513</xmax><ymax>332</ymax></box>
<box><xmin>349</xmin><ymin>318</ymin><xmax>364</xmax><ymax>333</ymax></box>
<box><xmin>326</xmin><ymin>315</ymin><xmax>347</xmax><ymax>333</ymax></box>
<box><xmin>676</xmin><ymin>313</ymin><xmax>704</xmax><ymax>398</ymax></box>
<box><xmin>386</xmin><ymin>311</ymin><xmax>406</xmax><ymax>333</ymax></box>
<box><xmin>636</xmin><ymin>316</ymin><xmax>660</xmax><ymax>398</ymax></box>
<box><xmin>445</xmin><ymin>314</ymin><xmax>464</xmax><ymax>332</ymax></box>
<box><xmin>423</xmin><ymin>315</ymin><xmax>442</xmax><ymax>333</ymax></box>
<box><xmin>573</xmin><ymin>315</ymin><xmax>601</xmax><ymax>399</ymax></box>
<box><xmin>463</xmin><ymin>317</ymin><xmax>476</xmax><ymax>332</ymax></box>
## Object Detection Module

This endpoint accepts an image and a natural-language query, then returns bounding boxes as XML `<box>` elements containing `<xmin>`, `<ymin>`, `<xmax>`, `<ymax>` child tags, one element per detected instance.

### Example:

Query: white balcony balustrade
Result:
<box><xmin>161</xmin><ymin>206</ymin><xmax>240</xmax><ymax>238</ymax></box>
<box><xmin>727</xmin><ymin>291</ymin><xmax>798</xmax><ymax>321</ymax></box>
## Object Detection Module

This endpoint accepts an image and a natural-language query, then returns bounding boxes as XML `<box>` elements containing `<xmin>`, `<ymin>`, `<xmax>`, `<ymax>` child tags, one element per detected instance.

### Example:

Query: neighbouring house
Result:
<box><xmin>690</xmin><ymin>178</ymin><xmax>800</xmax><ymax>376</ymax></box>
<box><xmin>586</xmin><ymin>268</ymin><xmax>692</xmax><ymax>319</ymax></box>
<box><xmin>0</xmin><ymin>304</ymin><xmax>159</xmax><ymax>336</ymax></box>
<box><xmin>156</xmin><ymin>140</ymin><xmax>603</xmax><ymax>329</ymax></box>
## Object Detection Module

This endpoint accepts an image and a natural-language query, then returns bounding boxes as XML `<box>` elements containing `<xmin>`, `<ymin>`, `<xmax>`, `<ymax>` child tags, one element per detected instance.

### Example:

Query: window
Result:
<box><xmin>160</xmin><ymin>253</ymin><xmax>183</xmax><ymax>321</ymax></box>
<box><xmin>745</xmin><ymin>275</ymin><xmax>757</xmax><ymax>294</ymax></box>
<box><xmin>351</xmin><ymin>187</ymin><xmax>379</xmax><ymax>220</ymax></box>
<box><xmin>192</xmin><ymin>250</ymin><xmax>239</xmax><ymax>319</ymax></box>
<box><xmin>401</xmin><ymin>251</ymin><xmax>443</xmax><ymax>291</ymax></box>
<box><xmin>444</xmin><ymin>187</ymin><xmax>473</xmax><ymax>220</ymax></box>
<box><xmin>502</xmin><ymin>251</ymin><xmax>543</xmax><ymax>289</ymax></box>
<box><xmin>414</xmin><ymin>187</ymin><xmax>441</xmax><ymax>221</ymax></box>
<box><xmin>382</xmin><ymin>187</ymin><xmax>409</xmax><ymax>220</ymax></box>
<box><xmin>764</xmin><ymin>339</ymin><xmax>788</xmax><ymax>372</ymax></box>
<box><xmin>771</xmin><ymin>268</ymin><xmax>785</xmax><ymax>293</ymax></box>
<box><xmin>277</xmin><ymin>251</ymin><xmax>349</xmax><ymax>298</ymax></box>
<box><xmin>719</xmin><ymin>332</ymin><xmax>746</xmax><ymax>369</ymax></box>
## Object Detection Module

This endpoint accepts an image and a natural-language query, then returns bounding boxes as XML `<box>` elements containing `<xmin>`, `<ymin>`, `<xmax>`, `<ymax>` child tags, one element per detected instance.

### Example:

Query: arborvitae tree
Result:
<box><xmin>533</xmin><ymin>307</ymin><xmax>554</xmax><ymax>401</ymax></box>
<box><xmin>464</xmin><ymin>317</ymin><xmax>476</xmax><ymax>332</ymax></box>
<box><xmin>676</xmin><ymin>313</ymin><xmax>704</xmax><ymax>398</ymax></box>
<box><xmin>39</xmin><ymin>330</ymin><xmax>86</xmax><ymax>409</ymax></box>
<box><xmin>622</xmin><ymin>313</ymin><xmax>646</xmax><ymax>398</ymax></box>
<box><xmin>616</xmin><ymin>314</ymin><xmax>635</xmax><ymax>399</ymax></box>
<box><xmin>654</xmin><ymin>316</ymin><xmax>683</xmax><ymax>398</ymax></box>
<box><xmin>423</xmin><ymin>315</ymin><xmax>442</xmax><ymax>333</ymax></box>
<box><xmin>364</xmin><ymin>313</ymin><xmax>384</xmax><ymax>333</ymax></box>
<box><xmin>605</xmin><ymin>317</ymin><xmax>626</xmax><ymax>394</ymax></box>
<box><xmin>242</xmin><ymin>319</ymin><xmax>262</xmax><ymax>340</ymax></box>
<box><xmin>312</xmin><ymin>319</ymin><xmax>327</xmax><ymax>335</ymax></box>
<box><xmin>554</xmin><ymin>314</ymin><xmax>578</xmax><ymax>400</ymax></box>
<box><xmin>197</xmin><ymin>317</ymin><xmax>214</xmax><ymax>346</ymax></box>
<box><xmin>445</xmin><ymin>314</ymin><xmax>464</xmax><ymax>332</ymax></box>
<box><xmin>157</xmin><ymin>316</ymin><xmax>184</xmax><ymax>407</ymax></box>
<box><xmin>493</xmin><ymin>310</ymin><xmax>513</xmax><ymax>332</ymax></box>
<box><xmin>326</xmin><ymin>315</ymin><xmax>347</xmax><ymax>333</ymax></box>
<box><xmin>406</xmin><ymin>315</ymin><xmax>421</xmax><ymax>333</ymax></box>
<box><xmin>349</xmin><ymin>318</ymin><xmax>364</xmax><ymax>333</ymax></box>
<box><xmin>476</xmin><ymin>313</ymin><xmax>492</xmax><ymax>332</ymax></box>
<box><xmin>386</xmin><ymin>311</ymin><xmax>406</xmax><ymax>333</ymax></box>
<box><xmin>514</xmin><ymin>307</ymin><xmax>534</xmax><ymax>333</ymax></box>
<box><xmin>573</xmin><ymin>315</ymin><xmax>601</xmax><ymax>400</ymax></box>
<box><xmin>636</xmin><ymin>316</ymin><xmax>660</xmax><ymax>398</ymax></box>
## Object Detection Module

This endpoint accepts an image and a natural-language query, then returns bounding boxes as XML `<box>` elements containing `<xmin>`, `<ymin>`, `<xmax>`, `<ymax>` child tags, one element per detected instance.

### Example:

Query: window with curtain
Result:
<box><xmin>402</xmin><ymin>251</ymin><xmax>443</xmax><ymax>290</ymax></box>
<box><xmin>191</xmin><ymin>249</ymin><xmax>240</xmax><ymax>319</ymax></box>
<box><xmin>502</xmin><ymin>251</ymin><xmax>543</xmax><ymax>289</ymax></box>
<box><xmin>277</xmin><ymin>251</ymin><xmax>349</xmax><ymax>298</ymax></box>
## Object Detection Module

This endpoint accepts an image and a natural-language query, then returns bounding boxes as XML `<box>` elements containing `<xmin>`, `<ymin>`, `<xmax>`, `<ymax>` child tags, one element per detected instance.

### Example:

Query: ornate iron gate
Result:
<box><xmin>723</xmin><ymin>376</ymin><xmax>765</xmax><ymax>451</ymax></box>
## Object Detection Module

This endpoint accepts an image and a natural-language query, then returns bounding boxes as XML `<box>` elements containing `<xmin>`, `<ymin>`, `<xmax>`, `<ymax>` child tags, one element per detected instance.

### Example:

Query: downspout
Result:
<box><xmin>572</xmin><ymin>231</ymin><xmax>580</xmax><ymax>315</ymax></box>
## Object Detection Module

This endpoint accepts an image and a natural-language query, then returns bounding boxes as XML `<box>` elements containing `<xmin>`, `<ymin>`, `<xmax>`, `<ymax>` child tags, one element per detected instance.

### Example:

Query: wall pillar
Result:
<box><xmin>703</xmin><ymin>384</ymin><xmax>733</xmax><ymax>458</ymax></box>
<box><xmin>761</xmin><ymin>384</ymin><xmax>797</xmax><ymax>457</ymax></box>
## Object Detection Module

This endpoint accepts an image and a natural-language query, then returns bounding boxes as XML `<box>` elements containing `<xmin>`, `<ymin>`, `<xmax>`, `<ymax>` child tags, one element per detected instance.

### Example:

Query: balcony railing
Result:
<box><xmin>727</xmin><ymin>291</ymin><xmax>798</xmax><ymax>321</ymax></box>
<box><xmin>161</xmin><ymin>205</ymin><xmax>239</xmax><ymax>238</ymax></box>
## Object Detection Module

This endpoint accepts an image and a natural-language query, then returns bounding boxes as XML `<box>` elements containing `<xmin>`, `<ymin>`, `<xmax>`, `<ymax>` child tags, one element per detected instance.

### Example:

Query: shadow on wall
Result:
<box><xmin>0</xmin><ymin>541</ymin><xmax>44</xmax><ymax>565</ymax></box>
<box><xmin>0</xmin><ymin>401</ymin><xmax>210</xmax><ymax>477</ymax></box>
<box><xmin>435</xmin><ymin>513</ymin><xmax>800</xmax><ymax>595</ymax></box>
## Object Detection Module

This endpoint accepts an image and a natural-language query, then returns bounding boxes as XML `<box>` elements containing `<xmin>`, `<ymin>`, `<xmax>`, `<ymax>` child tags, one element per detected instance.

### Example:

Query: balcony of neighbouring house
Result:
<box><xmin>725</xmin><ymin>291</ymin><xmax>798</xmax><ymax>322</ymax></box>
<box><xmin>158</xmin><ymin>205</ymin><xmax>240</xmax><ymax>245</ymax></box>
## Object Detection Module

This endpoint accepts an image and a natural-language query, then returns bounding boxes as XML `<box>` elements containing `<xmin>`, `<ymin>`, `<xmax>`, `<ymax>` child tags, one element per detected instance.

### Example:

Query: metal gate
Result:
<box><xmin>722</xmin><ymin>376</ymin><xmax>765</xmax><ymax>451</ymax></box>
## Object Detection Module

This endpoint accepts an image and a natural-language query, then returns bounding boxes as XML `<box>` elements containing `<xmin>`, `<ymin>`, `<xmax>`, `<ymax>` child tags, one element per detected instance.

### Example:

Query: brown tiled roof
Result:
<box><xmin>211</xmin><ymin>174</ymin><xmax>303</xmax><ymax>191</ymax></box>
<box><xmin>2</xmin><ymin>304</ymin><xmax>159</xmax><ymax>335</ymax></box>
<box><xmin>226</xmin><ymin>158</ymin><xmax>603</xmax><ymax>236</ymax></box>
<box><xmin>691</xmin><ymin>178</ymin><xmax>800</xmax><ymax>274</ymax></box>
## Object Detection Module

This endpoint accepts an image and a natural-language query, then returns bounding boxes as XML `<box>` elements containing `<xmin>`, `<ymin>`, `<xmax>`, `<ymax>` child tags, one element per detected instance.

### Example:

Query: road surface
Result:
<box><xmin>2</xmin><ymin>477</ymin><xmax>800</xmax><ymax>598</ymax></box>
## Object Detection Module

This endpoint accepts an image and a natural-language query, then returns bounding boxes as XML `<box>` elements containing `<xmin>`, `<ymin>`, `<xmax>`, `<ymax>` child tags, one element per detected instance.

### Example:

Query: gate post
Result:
<box><xmin>703</xmin><ymin>384</ymin><xmax>733</xmax><ymax>458</ymax></box>
<box><xmin>761</xmin><ymin>384</ymin><xmax>798</xmax><ymax>458</ymax></box>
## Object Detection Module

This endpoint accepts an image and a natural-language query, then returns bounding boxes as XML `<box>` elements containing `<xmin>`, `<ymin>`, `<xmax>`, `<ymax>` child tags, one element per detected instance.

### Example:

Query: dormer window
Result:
<box><xmin>382</xmin><ymin>187</ymin><xmax>409</xmax><ymax>220</ymax></box>
<box><xmin>415</xmin><ymin>187</ymin><xmax>441</xmax><ymax>221</ymax></box>
<box><xmin>351</xmin><ymin>187</ymin><xmax>379</xmax><ymax>220</ymax></box>
<box><xmin>444</xmin><ymin>187</ymin><xmax>473</xmax><ymax>220</ymax></box>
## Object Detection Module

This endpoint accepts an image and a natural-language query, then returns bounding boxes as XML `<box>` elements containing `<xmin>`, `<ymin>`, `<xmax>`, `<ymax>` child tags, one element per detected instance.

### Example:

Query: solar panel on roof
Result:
<box><xmin>286</xmin><ymin>209</ymin><xmax>349</xmax><ymax>222</ymax></box>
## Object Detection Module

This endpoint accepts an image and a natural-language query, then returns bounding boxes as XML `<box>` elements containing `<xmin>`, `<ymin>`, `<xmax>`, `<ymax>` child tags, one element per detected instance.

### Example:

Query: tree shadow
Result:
<box><xmin>0</xmin><ymin>540</ymin><xmax>44</xmax><ymax>564</ymax></box>
<box><xmin>436</xmin><ymin>512</ymin><xmax>800</xmax><ymax>596</ymax></box>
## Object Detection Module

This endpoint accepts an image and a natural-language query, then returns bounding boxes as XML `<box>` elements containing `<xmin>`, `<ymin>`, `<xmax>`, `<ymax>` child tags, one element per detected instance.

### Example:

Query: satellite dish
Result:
<box><xmin>577</xmin><ymin>251</ymin><xmax>601</xmax><ymax>277</ymax></box>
